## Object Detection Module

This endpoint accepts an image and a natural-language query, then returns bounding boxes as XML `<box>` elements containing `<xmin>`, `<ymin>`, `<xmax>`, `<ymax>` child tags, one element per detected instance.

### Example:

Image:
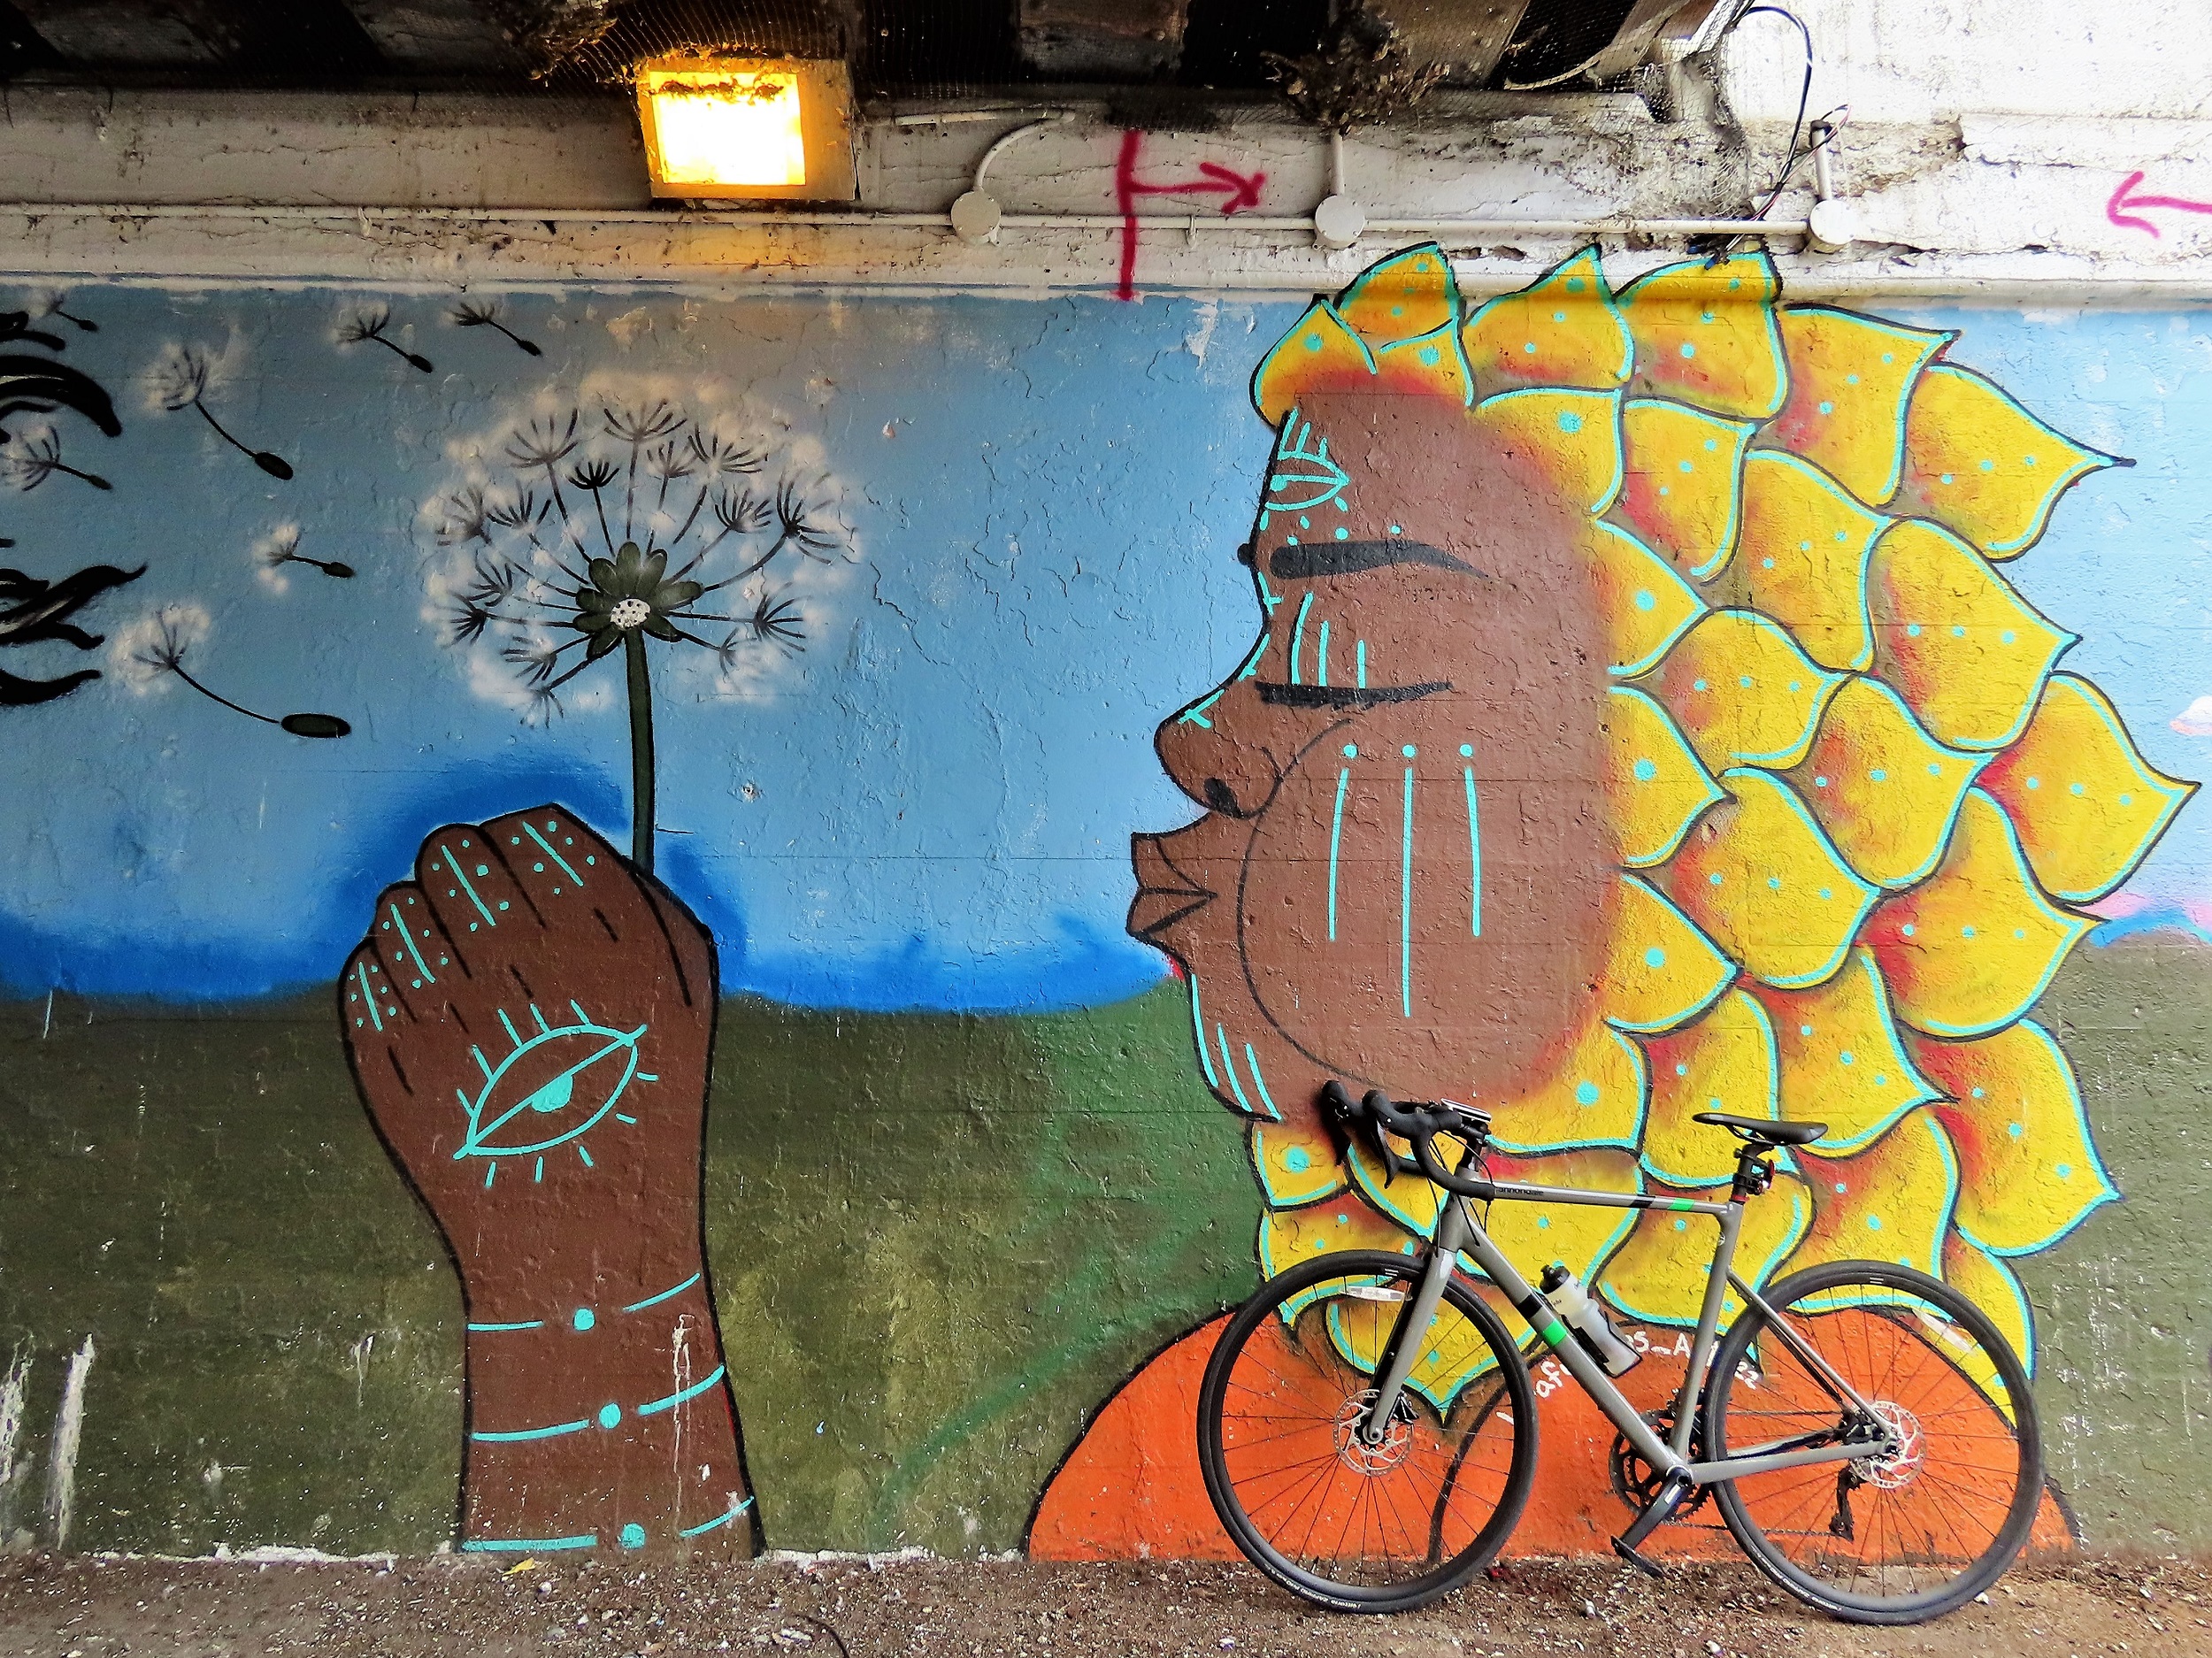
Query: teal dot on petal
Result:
<box><xmin>573</xmin><ymin>1308</ymin><xmax>595</xmax><ymax>1332</ymax></box>
<box><xmin>1866</xmin><ymin>1215</ymin><xmax>1883</xmax><ymax>1231</ymax></box>
<box><xmin>1460</xmin><ymin>743</ymin><xmax>1474</xmax><ymax>757</ymax></box>
<box><xmin>619</xmin><ymin>1524</ymin><xmax>647</xmax><ymax>1549</ymax></box>
<box><xmin>1818</xmin><ymin>400</ymin><xmax>1834</xmax><ymax>415</ymax></box>
<box><xmin>1558</xmin><ymin>410</ymin><xmax>1583</xmax><ymax>434</ymax></box>
<box><xmin>1679</xmin><ymin>342</ymin><xmax>1696</xmax><ymax>358</ymax></box>
<box><xmin>1901</xmin><ymin>922</ymin><xmax>1916</xmax><ymax>937</ymax></box>
<box><xmin>1402</xmin><ymin>743</ymin><xmax>1417</xmax><ymax>758</ymax></box>
<box><xmin>1575</xmin><ymin>1081</ymin><xmax>1600</xmax><ymax>1106</ymax></box>
<box><xmin>1418</xmin><ymin>345</ymin><xmax>1440</xmax><ymax>365</ymax></box>
<box><xmin>2055</xmin><ymin>1162</ymin><xmax>2073</xmax><ymax>1178</ymax></box>
<box><xmin>1673</xmin><ymin>1217</ymin><xmax>1687</xmax><ymax>1232</ymax></box>
<box><xmin>1644</xmin><ymin>947</ymin><xmax>1666</xmax><ymax>969</ymax></box>
<box><xmin>1335</xmin><ymin>526</ymin><xmax>1349</xmax><ymax>540</ymax></box>
<box><xmin>1634</xmin><ymin>589</ymin><xmax>1656</xmax><ymax>611</ymax></box>
<box><xmin>1708</xmin><ymin>871</ymin><xmax>1723</xmax><ymax>886</ymax></box>
<box><xmin>1304</xmin><ymin>334</ymin><xmax>1323</xmax><ymax>351</ymax></box>
<box><xmin>1343</xmin><ymin>743</ymin><xmax>1358</xmax><ymax>757</ymax></box>
<box><xmin>1633</xmin><ymin>757</ymin><xmax>1656</xmax><ymax>780</ymax></box>
<box><xmin>1284</xmin><ymin>1147</ymin><xmax>1311</xmax><ymax>1172</ymax></box>
<box><xmin>598</xmin><ymin>1403</ymin><xmax>622</xmax><ymax>1429</ymax></box>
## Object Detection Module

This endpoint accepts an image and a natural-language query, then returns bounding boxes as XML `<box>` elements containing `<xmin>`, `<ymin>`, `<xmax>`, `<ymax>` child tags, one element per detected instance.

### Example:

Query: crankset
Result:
<box><xmin>1608</xmin><ymin>1409</ymin><xmax>1712</xmax><ymax>1521</ymax></box>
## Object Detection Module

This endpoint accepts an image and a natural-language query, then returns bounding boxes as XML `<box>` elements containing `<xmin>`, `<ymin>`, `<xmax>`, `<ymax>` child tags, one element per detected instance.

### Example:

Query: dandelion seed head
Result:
<box><xmin>110</xmin><ymin>603</ymin><xmax>211</xmax><ymax>691</ymax></box>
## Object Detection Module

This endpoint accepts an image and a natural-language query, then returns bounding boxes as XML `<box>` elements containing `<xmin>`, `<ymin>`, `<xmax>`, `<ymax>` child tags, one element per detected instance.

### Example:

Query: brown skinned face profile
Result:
<box><xmin>1132</xmin><ymin>390</ymin><xmax>1617</xmax><ymax>1130</ymax></box>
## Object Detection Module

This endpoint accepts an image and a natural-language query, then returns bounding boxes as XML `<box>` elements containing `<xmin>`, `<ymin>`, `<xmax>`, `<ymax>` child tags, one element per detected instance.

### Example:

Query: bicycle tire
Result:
<box><xmin>1197</xmin><ymin>1249</ymin><xmax>1537</xmax><ymax>1613</ymax></box>
<box><xmin>1703</xmin><ymin>1259</ymin><xmax>2043</xmax><ymax>1624</ymax></box>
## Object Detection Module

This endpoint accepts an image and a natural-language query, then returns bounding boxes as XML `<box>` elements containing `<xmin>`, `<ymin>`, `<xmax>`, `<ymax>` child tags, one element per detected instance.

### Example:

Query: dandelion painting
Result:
<box><xmin>424</xmin><ymin>389</ymin><xmax>853</xmax><ymax>873</ymax></box>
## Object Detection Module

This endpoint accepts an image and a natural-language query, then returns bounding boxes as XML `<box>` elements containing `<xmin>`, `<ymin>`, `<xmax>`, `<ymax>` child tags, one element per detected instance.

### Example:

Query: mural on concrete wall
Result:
<box><xmin>0</xmin><ymin>303</ymin><xmax>135</xmax><ymax>707</ymax></box>
<box><xmin>1037</xmin><ymin>242</ymin><xmax>2195</xmax><ymax>1556</ymax></box>
<box><xmin>337</xmin><ymin>388</ymin><xmax>852</xmax><ymax>1554</ymax></box>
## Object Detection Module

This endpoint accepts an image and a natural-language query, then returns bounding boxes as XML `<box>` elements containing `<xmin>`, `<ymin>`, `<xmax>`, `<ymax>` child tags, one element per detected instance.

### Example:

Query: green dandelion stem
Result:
<box><xmin>623</xmin><ymin>626</ymin><xmax>656</xmax><ymax>874</ymax></box>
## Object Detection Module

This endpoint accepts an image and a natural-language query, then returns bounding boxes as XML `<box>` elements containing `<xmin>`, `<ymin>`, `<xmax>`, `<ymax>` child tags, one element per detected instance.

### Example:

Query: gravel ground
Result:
<box><xmin>1</xmin><ymin>1551</ymin><xmax>2205</xmax><ymax>1658</ymax></box>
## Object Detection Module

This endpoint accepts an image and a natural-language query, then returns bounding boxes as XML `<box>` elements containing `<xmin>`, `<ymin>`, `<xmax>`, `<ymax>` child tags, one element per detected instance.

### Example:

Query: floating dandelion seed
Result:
<box><xmin>427</xmin><ymin>396</ymin><xmax>854</xmax><ymax>871</ymax></box>
<box><xmin>257</xmin><ymin>525</ymin><xmax>353</xmax><ymax>580</ymax></box>
<box><xmin>120</xmin><ymin>603</ymin><xmax>349</xmax><ymax>737</ymax></box>
<box><xmin>450</xmin><ymin>299</ymin><xmax>542</xmax><ymax>357</ymax></box>
<box><xmin>3</xmin><ymin>426</ymin><xmax>111</xmax><ymax>492</ymax></box>
<box><xmin>150</xmin><ymin>345</ymin><xmax>293</xmax><ymax>480</ymax></box>
<box><xmin>42</xmin><ymin>296</ymin><xmax>97</xmax><ymax>334</ymax></box>
<box><xmin>338</xmin><ymin>305</ymin><xmax>434</xmax><ymax>374</ymax></box>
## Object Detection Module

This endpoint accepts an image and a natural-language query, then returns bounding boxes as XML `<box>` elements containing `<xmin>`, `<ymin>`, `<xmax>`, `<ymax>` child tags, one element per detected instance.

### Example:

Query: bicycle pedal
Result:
<box><xmin>1609</xmin><ymin>1536</ymin><xmax>1666</xmax><ymax>1578</ymax></box>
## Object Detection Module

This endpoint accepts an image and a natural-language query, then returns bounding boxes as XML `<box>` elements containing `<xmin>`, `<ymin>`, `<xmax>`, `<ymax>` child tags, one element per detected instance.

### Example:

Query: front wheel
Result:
<box><xmin>1704</xmin><ymin>1260</ymin><xmax>2043</xmax><ymax>1624</ymax></box>
<box><xmin>1196</xmin><ymin>1249</ymin><xmax>1536</xmax><ymax>1613</ymax></box>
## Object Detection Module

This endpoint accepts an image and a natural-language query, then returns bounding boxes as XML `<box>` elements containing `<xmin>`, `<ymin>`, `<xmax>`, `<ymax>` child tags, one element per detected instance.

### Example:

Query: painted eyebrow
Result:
<box><xmin>1269</xmin><ymin>540</ymin><xmax>1487</xmax><ymax>580</ymax></box>
<box><xmin>1257</xmin><ymin>680</ymin><xmax>1451</xmax><ymax>710</ymax></box>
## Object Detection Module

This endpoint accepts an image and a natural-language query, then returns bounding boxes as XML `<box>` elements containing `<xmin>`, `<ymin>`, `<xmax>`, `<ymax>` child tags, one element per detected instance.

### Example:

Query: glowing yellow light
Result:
<box><xmin>641</xmin><ymin>67</ymin><xmax>806</xmax><ymax>189</ymax></box>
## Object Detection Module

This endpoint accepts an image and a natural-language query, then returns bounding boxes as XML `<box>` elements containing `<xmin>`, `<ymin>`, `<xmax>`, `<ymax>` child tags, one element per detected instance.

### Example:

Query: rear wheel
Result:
<box><xmin>1704</xmin><ymin>1261</ymin><xmax>2042</xmax><ymax>1624</ymax></box>
<box><xmin>1197</xmin><ymin>1249</ymin><xmax>1535</xmax><ymax>1613</ymax></box>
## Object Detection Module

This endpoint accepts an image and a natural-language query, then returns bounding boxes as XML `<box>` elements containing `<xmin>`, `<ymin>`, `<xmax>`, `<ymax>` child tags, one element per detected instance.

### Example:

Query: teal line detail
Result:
<box><xmin>1243</xmin><ymin>1043</ymin><xmax>1282</xmax><ymax>1121</ymax></box>
<box><xmin>1356</xmin><ymin>639</ymin><xmax>1367</xmax><ymax>688</ymax></box>
<box><xmin>1216</xmin><ymin>1025</ymin><xmax>1253</xmax><ymax>1112</ymax></box>
<box><xmin>355</xmin><ymin>963</ymin><xmax>381</xmax><ymax>1033</ymax></box>
<box><xmin>638</xmin><ymin>1364</ymin><xmax>727</xmax><ymax>1417</ymax></box>
<box><xmin>1463</xmin><ymin>765</ymin><xmax>1482</xmax><ymax>937</ymax></box>
<box><xmin>1236</xmin><ymin>635</ymin><xmax>1268</xmax><ymax>681</ymax></box>
<box><xmin>577</xmin><ymin>1145</ymin><xmax>595</xmax><ymax>1168</ymax></box>
<box><xmin>439</xmin><ymin>841</ymin><xmax>497</xmax><ymax>927</ymax></box>
<box><xmin>621</xmin><ymin>1271</ymin><xmax>702</xmax><ymax>1314</ymax></box>
<box><xmin>472</xmin><ymin>1417</ymin><xmax>589</xmax><ymax>1443</ymax></box>
<box><xmin>465</xmin><ymin>1320</ymin><xmax>544</xmax><ymax>1332</ymax></box>
<box><xmin>497</xmin><ymin>1007</ymin><xmax>522</xmax><ymax>1048</ymax></box>
<box><xmin>471</xmin><ymin>1046</ymin><xmax>493</xmax><ymax>1080</ymax></box>
<box><xmin>534</xmin><ymin>1157</ymin><xmax>544</xmax><ymax>1182</ymax></box>
<box><xmin>1178</xmin><ymin>690</ymin><xmax>1222</xmax><ymax>728</ymax></box>
<box><xmin>1255</xmin><ymin>567</ymin><xmax>1283</xmax><ymax>615</ymax></box>
<box><xmin>462</xmin><ymin>1535</ymin><xmax>597</xmax><ymax>1553</ymax></box>
<box><xmin>1328</xmin><ymin>767</ymin><xmax>1350</xmax><ymax>941</ymax></box>
<box><xmin>1317</xmin><ymin>619</ymin><xmax>1330</xmax><ymax>687</ymax></box>
<box><xmin>522</xmin><ymin>821</ymin><xmax>584</xmax><ymax>886</ymax></box>
<box><xmin>1401</xmin><ymin>765</ymin><xmax>1416</xmax><ymax>1017</ymax></box>
<box><xmin>483</xmin><ymin>1163</ymin><xmax>495</xmax><ymax>1189</ymax></box>
<box><xmin>528</xmin><ymin>1003</ymin><xmax>551</xmax><ymax>1034</ymax></box>
<box><xmin>1189</xmin><ymin>976</ymin><xmax>1219</xmax><ymax>1087</ymax></box>
<box><xmin>389</xmin><ymin>902</ymin><xmax>435</xmax><ymax>984</ymax></box>
<box><xmin>680</xmin><ymin>1498</ymin><xmax>754</xmax><ymax>1539</ymax></box>
<box><xmin>1287</xmin><ymin>592</ymin><xmax>1314</xmax><ymax>686</ymax></box>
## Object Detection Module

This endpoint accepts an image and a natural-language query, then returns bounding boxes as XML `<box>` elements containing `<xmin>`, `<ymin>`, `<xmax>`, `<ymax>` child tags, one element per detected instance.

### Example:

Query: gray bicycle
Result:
<box><xmin>1197</xmin><ymin>1083</ymin><xmax>2042</xmax><ymax>1623</ymax></box>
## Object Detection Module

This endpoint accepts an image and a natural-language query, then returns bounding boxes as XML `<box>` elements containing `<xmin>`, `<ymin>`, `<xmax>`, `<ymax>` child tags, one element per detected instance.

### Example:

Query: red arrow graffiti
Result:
<box><xmin>2107</xmin><ymin>170</ymin><xmax>2212</xmax><ymax>238</ymax></box>
<box><xmin>1115</xmin><ymin>129</ymin><xmax>1267</xmax><ymax>300</ymax></box>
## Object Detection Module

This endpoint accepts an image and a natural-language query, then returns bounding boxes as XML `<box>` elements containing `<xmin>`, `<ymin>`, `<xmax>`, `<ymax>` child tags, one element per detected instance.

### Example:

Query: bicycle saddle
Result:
<box><xmin>1693</xmin><ymin>1110</ymin><xmax>1825</xmax><ymax>1146</ymax></box>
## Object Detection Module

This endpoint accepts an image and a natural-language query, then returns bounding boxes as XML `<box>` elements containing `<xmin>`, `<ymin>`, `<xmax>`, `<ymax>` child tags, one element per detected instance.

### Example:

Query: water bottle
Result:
<box><xmin>1540</xmin><ymin>1263</ymin><xmax>1641</xmax><ymax>1376</ymax></box>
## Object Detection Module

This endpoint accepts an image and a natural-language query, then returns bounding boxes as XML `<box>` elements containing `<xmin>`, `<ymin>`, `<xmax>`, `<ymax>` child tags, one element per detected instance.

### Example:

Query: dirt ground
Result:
<box><xmin>2</xmin><ymin>1552</ymin><xmax>2206</xmax><ymax>1658</ymax></box>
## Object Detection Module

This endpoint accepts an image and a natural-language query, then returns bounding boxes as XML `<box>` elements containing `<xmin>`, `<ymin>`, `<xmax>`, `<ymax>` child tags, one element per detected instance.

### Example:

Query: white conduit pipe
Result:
<box><xmin>0</xmin><ymin>202</ymin><xmax>1811</xmax><ymax>241</ymax></box>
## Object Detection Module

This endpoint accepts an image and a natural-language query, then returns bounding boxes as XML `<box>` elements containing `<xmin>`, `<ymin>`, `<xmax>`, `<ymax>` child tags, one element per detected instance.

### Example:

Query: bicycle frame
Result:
<box><xmin>1363</xmin><ymin>1178</ymin><xmax>1898</xmax><ymax>1486</ymax></box>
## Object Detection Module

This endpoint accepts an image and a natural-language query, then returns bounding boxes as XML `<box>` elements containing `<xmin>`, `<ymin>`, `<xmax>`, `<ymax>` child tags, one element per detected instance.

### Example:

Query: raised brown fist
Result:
<box><xmin>339</xmin><ymin>804</ymin><xmax>754</xmax><ymax>1557</ymax></box>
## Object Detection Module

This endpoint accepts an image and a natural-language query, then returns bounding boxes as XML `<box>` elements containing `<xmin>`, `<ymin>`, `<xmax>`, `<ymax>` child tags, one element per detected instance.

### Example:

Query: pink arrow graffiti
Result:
<box><xmin>2107</xmin><ymin>170</ymin><xmax>2212</xmax><ymax>238</ymax></box>
<box><xmin>1115</xmin><ymin>129</ymin><xmax>1267</xmax><ymax>300</ymax></box>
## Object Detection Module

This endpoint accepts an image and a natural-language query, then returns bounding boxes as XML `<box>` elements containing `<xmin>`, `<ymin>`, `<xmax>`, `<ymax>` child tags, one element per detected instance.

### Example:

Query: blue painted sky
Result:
<box><xmin>0</xmin><ymin>281</ymin><xmax>2205</xmax><ymax>1007</ymax></box>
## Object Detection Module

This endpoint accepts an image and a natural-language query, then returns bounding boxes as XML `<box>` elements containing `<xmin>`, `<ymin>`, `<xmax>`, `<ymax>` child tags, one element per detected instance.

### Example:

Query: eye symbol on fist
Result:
<box><xmin>455</xmin><ymin>1000</ymin><xmax>656</xmax><ymax>1183</ymax></box>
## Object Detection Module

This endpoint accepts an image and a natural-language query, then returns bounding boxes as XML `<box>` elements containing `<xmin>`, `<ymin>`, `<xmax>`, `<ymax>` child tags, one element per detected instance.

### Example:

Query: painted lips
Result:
<box><xmin>1127</xmin><ymin>832</ymin><xmax>1214</xmax><ymax>946</ymax></box>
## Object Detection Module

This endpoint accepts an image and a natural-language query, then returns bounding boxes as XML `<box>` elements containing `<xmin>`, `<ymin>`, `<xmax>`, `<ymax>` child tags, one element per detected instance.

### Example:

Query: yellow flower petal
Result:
<box><xmin>1663</xmin><ymin>768</ymin><xmax>1880</xmax><ymax>990</ymax></box>
<box><xmin>1911</xmin><ymin>1019</ymin><xmax>2117</xmax><ymax>1256</ymax></box>
<box><xmin>1637</xmin><ymin>989</ymin><xmax>1780</xmax><ymax>1188</ymax></box>
<box><xmin>1867</xmin><ymin>518</ymin><xmax>2076</xmax><ymax>752</ymax></box>
<box><xmin>1895</xmin><ymin>363</ymin><xmax>2116</xmax><ymax>557</ymax></box>
<box><xmin>1372</xmin><ymin>321</ymin><xmax>1475</xmax><ymax>407</ymax></box>
<box><xmin>1323</xmin><ymin>1281</ymin><xmax>1503</xmax><ymax>1409</ymax></box>
<box><xmin>1613</xmin><ymin>397</ymin><xmax>1757</xmax><ymax>580</ymax></box>
<box><xmin>1585</xmin><ymin>519</ymin><xmax>1706</xmax><ymax>676</ymax></box>
<box><xmin>1599</xmin><ymin>873</ymin><xmax>1736</xmax><ymax>1035</ymax></box>
<box><xmin>1787</xmin><ymin>1109</ymin><xmax>1958</xmax><ymax>1278</ymax></box>
<box><xmin>1462</xmin><ymin>246</ymin><xmax>1631</xmax><ymax>391</ymax></box>
<box><xmin>1485</xmin><ymin>1148</ymin><xmax>1642</xmax><ymax>1286</ymax></box>
<box><xmin>1767</xmin><ymin>306</ymin><xmax>1953</xmax><ymax>506</ymax></box>
<box><xmin>1866</xmin><ymin>789</ymin><xmax>2092</xmax><ymax>1039</ymax></box>
<box><xmin>1733</xmin><ymin>451</ymin><xmax>1890</xmax><ymax>672</ymax></box>
<box><xmin>1334</xmin><ymin>241</ymin><xmax>1460</xmax><ymax>344</ymax></box>
<box><xmin>1251</xmin><ymin>299</ymin><xmax>1377</xmax><ymax>426</ymax></box>
<box><xmin>1251</xmin><ymin>1117</ymin><xmax>1350</xmax><ymax>1209</ymax></box>
<box><xmin>1603</xmin><ymin>1174</ymin><xmax>1808</xmax><ymax>1325</ymax></box>
<box><xmin>1484</xmin><ymin>1017</ymin><xmax>1647</xmax><ymax>1155</ymax></box>
<box><xmin>1641</xmin><ymin>610</ymin><xmax>1847</xmax><ymax>772</ymax></box>
<box><xmin>1620</xmin><ymin>252</ymin><xmax>1787</xmax><ymax>421</ymax></box>
<box><xmin>1748</xmin><ymin>948</ymin><xmax>1941</xmax><ymax>1152</ymax></box>
<box><xmin>1603</xmin><ymin>685</ymin><xmax>1725</xmax><ymax>867</ymax></box>
<box><xmin>1258</xmin><ymin>1194</ymin><xmax>1416</xmax><ymax>1281</ymax></box>
<box><xmin>1978</xmin><ymin>673</ymin><xmax>2200</xmax><ymax>902</ymax></box>
<box><xmin>1474</xmin><ymin>387</ymin><xmax>1623</xmax><ymax>512</ymax></box>
<box><xmin>1941</xmin><ymin>1230</ymin><xmax>2039</xmax><ymax>1387</ymax></box>
<box><xmin>1786</xmin><ymin>674</ymin><xmax>1991</xmax><ymax>889</ymax></box>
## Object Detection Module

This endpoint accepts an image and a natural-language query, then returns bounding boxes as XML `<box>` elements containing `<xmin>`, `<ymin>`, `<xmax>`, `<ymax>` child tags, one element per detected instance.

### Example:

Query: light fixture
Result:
<box><xmin>635</xmin><ymin>56</ymin><xmax>856</xmax><ymax>202</ymax></box>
